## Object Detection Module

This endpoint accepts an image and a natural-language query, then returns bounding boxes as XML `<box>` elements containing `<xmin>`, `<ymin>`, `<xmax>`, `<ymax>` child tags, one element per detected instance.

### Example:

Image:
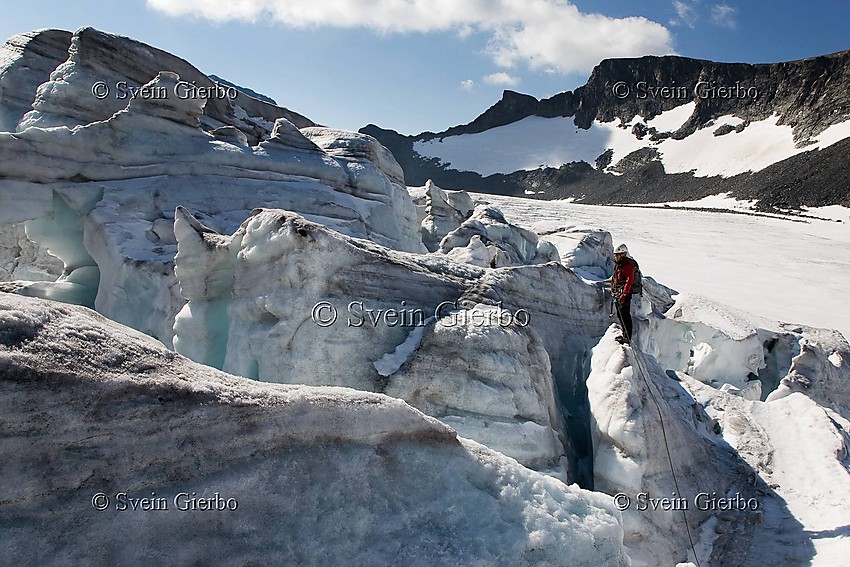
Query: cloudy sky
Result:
<box><xmin>1</xmin><ymin>0</ymin><xmax>848</xmax><ymax>134</ymax></box>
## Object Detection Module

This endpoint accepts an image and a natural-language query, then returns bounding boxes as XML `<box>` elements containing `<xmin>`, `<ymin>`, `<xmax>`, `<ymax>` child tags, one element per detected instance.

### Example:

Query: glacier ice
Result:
<box><xmin>438</xmin><ymin>204</ymin><xmax>561</xmax><ymax>268</ymax></box>
<box><xmin>585</xmin><ymin>315</ymin><xmax>850</xmax><ymax>564</ymax></box>
<box><xmin>171</xmin><ymin>207</ymin><xmax>593</xmax><ymax>472</ymax></box>
<box><xmin>766</xmin><ymin>327</ymin><xmax>850</xmax><ymax>417</ymax></box>
<box><xmin>0</xmin><ymin>29</ymin><xmax>72</xmax><ymax>132</ymax></box>
<box><xmin>0</xmin><ymin>51</ymin><xmax>425</xmax><ymax>344</ymax></box>
<box><xmin>384</xmin><ymin>304</ymin><xmax>566</xmax><ymax>470</ymax></box>
<box><xmin>641</xmin><ymin>292</ymin><xmax>775</xmax><ymax>390</ymax></box>
<box><xmin>14</xmin><ymin>27</ymin><xmax>312</xmax><ymax>141</ymax></box>
<box><xmin>586</xmin><ymin>325</ymin><xmax>841</xmax><ymax>565</ymax></box>
<box><xmin>687</xmin><ymin>372</ymin><xmax>850</xmax><ymax>563</ymax></box>
<box><xmin>550</xmin><ymin>227</ymin><xmax>614</xmax><ymax>279</ymax></box>
<box><xmin>0</xmin><ymin>224</ymin><xmax>63</xmax><ymax>283</ymax></box>
<box><xmin>0</xmin><ymin>292</ymin><xmax>630</xmax><ymax>566</ymax></box>
<box><xmin>411</xmin><ymin>179</ymin><xmax>474</xmax><ymax>252</ymax></box>
<box><xmin>373</xmin><ymin>316</ymin><xmax>434</xmax><ymax>377</ymax></box>
<box><xmin>2</xmin><ymin>24</ymin><xmax>850</xmax><ymax>566</ymax></box>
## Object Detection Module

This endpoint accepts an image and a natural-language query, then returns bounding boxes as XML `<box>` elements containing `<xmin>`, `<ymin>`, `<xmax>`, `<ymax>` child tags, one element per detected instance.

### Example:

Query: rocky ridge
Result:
<box><xmin>363</xmin><ymin>50</ymin><xmax>850</xmax><ymax>208</ymax></box>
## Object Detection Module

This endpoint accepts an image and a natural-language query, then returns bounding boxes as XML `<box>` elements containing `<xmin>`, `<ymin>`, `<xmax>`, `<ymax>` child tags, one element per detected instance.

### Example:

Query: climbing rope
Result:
<box><xmin>615</xmin><ymin>300</ymin><xmax>703</xmax><ymax>567</ymax></box>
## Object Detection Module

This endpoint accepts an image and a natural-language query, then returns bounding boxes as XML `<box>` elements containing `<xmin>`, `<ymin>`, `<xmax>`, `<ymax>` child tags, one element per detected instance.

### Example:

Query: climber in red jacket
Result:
<box><xmin>611</xmin><ymin>243</ymin><xmax>636</xmax><ymax>343</ymax></box>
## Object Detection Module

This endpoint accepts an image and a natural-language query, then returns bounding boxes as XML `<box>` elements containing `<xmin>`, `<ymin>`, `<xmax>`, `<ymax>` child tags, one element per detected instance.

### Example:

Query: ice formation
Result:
<box><xmin>0</xmin><ymin>29</ymin><xmax>424</xmax><ymax>347</ymax></box>
<box><xmin>170</xmin><ymin>206</ymin><xmax>600</xmax><ymax>472</ymax></box>
<box><xmin>0</xmin><ymin>29</ymin><xmax>73</xmax><ymax>132</ymax></box>
<box><xmin>589</xmin><ymin>325</ymin><xmax>850</xmax><ymax>565</ymax></box>
<box><xmin>409</xmin><ymin>179</ymin><xmax>474</xmax><ymax>251</ymax></box>
<box><xmin>0</xmin><ymin>293</ymin><xmax>629</xmax><ymax>566</ymax></box>
<box><xmin>588</xmin><ymin>327</ymin><xmax>759</xmax><ymax>565</ymax></box>
<box><xmin>438</xmin><ymin>205</ymin><xmax>561</xmax><ymax>268</ymax></box>
<box><xmin>384</xmin><ymin>303</ymin><xmax>565</xmax><ymax>470</ymax></box>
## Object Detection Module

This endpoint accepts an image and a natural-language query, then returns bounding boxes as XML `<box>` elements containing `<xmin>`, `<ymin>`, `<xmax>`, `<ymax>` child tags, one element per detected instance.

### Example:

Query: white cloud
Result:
<box><xmin>670</xmin><ymin>1</ymin><xmax>698</xmax><ymax>28</ymax></box>
<box><xmin>457</xmin><ymin>24</ymin><xmax>475</xmax><ymax>39</ymax></box>
<box><xmin>710</xmin><ymin>4</ymin><xmax>738</xmax><ymax>29</ymax></box>
<box><xmin>483</xmin><ymin>72</ymin><xmax>519</xmax><ymax>87</ymax></box>
<box><xmin>145</xmin><ymin>0</ymin><xmax>675</xmax><ymax>75</ymax></box>
<box><xmin>460</xmin><ymin>79</ymin><xmax>475</xmax><ymax>90</ymax></box>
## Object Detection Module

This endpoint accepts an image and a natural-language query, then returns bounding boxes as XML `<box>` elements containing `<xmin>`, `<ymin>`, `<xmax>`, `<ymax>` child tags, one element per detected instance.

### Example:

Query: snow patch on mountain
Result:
<box><xmin>413</xmin><ymin>115</ymin><xmax>635</xmax><ymax>176</ymax></box>
<box><xmin>645</xmin><ymin>101</ymin><xmax>696</xmax><ymax>132</ymax></box>
<box><xmin>657</xmin><ymin>114</ymin><xmax>812</xmax><ymax>177</ymax></box>
<box><xmin>412</xmin><ymin>103</ymin><xmax>850</xmax><ymax>178</ymax></box>
<box><xmin>803</xmin><ymin>204</ymin><xmax>850</xmax><ymax>222</ymax></box>
<box><xmin>632</xmin><ymin>192</ymin><xmax>759</xmax><ymax>212</ymax></box>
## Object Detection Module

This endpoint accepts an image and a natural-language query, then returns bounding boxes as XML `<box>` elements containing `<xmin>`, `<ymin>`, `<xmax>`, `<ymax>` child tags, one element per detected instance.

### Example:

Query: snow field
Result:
<box><xmin>413</xmin><ymin>103</ymin><xmax>850</xmax><ymax>178</ymax></box>
<box><xmin>480</xmin><ymin>193</ymin><xmax>850</xmax><ymax>341</ymax></box>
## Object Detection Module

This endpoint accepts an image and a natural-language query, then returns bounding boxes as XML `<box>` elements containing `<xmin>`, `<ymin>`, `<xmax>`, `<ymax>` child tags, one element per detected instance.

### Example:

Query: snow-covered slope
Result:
<box><xmin>478</xmin><ymin>193</ymin><xmax>850</xmax><ymax>342</ymax></box>
<box><xmin>415</xmin><ymin>115</ymin><xmax>612</xmax><ymax>176</ymax></box>
<box><xmin>0</xmin><ymin>292</ymin><xmax>629</xmax><ymax>566</ymax></box>
<box><xmin>589</xmin><ymin>326</ymin><xmax>850</xmax><ymax>565</ymax></box>
<box><xmin>413</xmin><ymin>107</ymin><xmax>850</xmax><ymax>179</ymax></box>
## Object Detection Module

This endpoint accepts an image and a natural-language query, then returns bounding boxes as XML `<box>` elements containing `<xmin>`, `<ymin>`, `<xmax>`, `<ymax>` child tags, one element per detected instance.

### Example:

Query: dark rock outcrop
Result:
<box><xmin>574</xmin><ymin>51</ymin><xmax>850</xmax><ymax>139</ymax></box>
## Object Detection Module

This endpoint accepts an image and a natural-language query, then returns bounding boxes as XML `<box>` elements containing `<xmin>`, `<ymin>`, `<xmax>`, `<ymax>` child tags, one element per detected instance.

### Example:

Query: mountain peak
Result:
<box><xmin>366</xmin><ymin>48</ymin><xmax>850</xmax><ymax>208</ymax></box>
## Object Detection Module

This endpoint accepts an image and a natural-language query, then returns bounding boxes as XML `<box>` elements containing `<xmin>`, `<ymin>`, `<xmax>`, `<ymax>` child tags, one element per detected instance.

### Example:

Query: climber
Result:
<box><xmin>611</xmin><ymin>243</ymin><xmax>638</xmax><ymax>343</ymax></box>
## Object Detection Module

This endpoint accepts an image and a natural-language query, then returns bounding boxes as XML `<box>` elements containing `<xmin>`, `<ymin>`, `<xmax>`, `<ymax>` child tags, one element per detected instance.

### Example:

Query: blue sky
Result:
<box><xmin>1</xmin><ymin>1</ymin><xmax>848</xmax><ymax>134</ymax></box>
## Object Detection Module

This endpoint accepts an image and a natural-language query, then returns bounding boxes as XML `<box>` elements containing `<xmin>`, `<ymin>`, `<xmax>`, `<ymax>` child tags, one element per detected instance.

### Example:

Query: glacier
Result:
<box><xmin>0</xmin><ymin>293</ymin><xmax>629</xmax><ymax>566</ymax></box>
<box><xmin>0</xmin><ymin>35</ymin><xmax>425</xmax><ymax>346</ymax></box>
<box><xmin>2</xmin><ymin>25</ymin><xmax>850</xmax><ymax>567</ymax></box>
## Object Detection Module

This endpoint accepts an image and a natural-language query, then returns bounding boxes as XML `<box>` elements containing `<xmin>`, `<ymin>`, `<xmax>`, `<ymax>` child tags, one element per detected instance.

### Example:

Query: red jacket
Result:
<box><xmin>613</xmin><ymin>258</ymin><xmax>635</xmax><ymax>298</ymax></box>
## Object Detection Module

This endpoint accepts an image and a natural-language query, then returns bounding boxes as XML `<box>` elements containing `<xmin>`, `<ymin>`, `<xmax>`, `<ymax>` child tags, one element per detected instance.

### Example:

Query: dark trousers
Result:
<box><xmin>616</xmin><ymin>294</ymin><xmax>633</xmax><ymax>341</ymax></box>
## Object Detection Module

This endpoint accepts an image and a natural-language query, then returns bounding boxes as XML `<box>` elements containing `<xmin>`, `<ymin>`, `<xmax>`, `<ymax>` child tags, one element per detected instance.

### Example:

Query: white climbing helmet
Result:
<box><xmin>614</xmin><ymin>243</ymin><xmax>629</xmax><ymax>255</ymax></box>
